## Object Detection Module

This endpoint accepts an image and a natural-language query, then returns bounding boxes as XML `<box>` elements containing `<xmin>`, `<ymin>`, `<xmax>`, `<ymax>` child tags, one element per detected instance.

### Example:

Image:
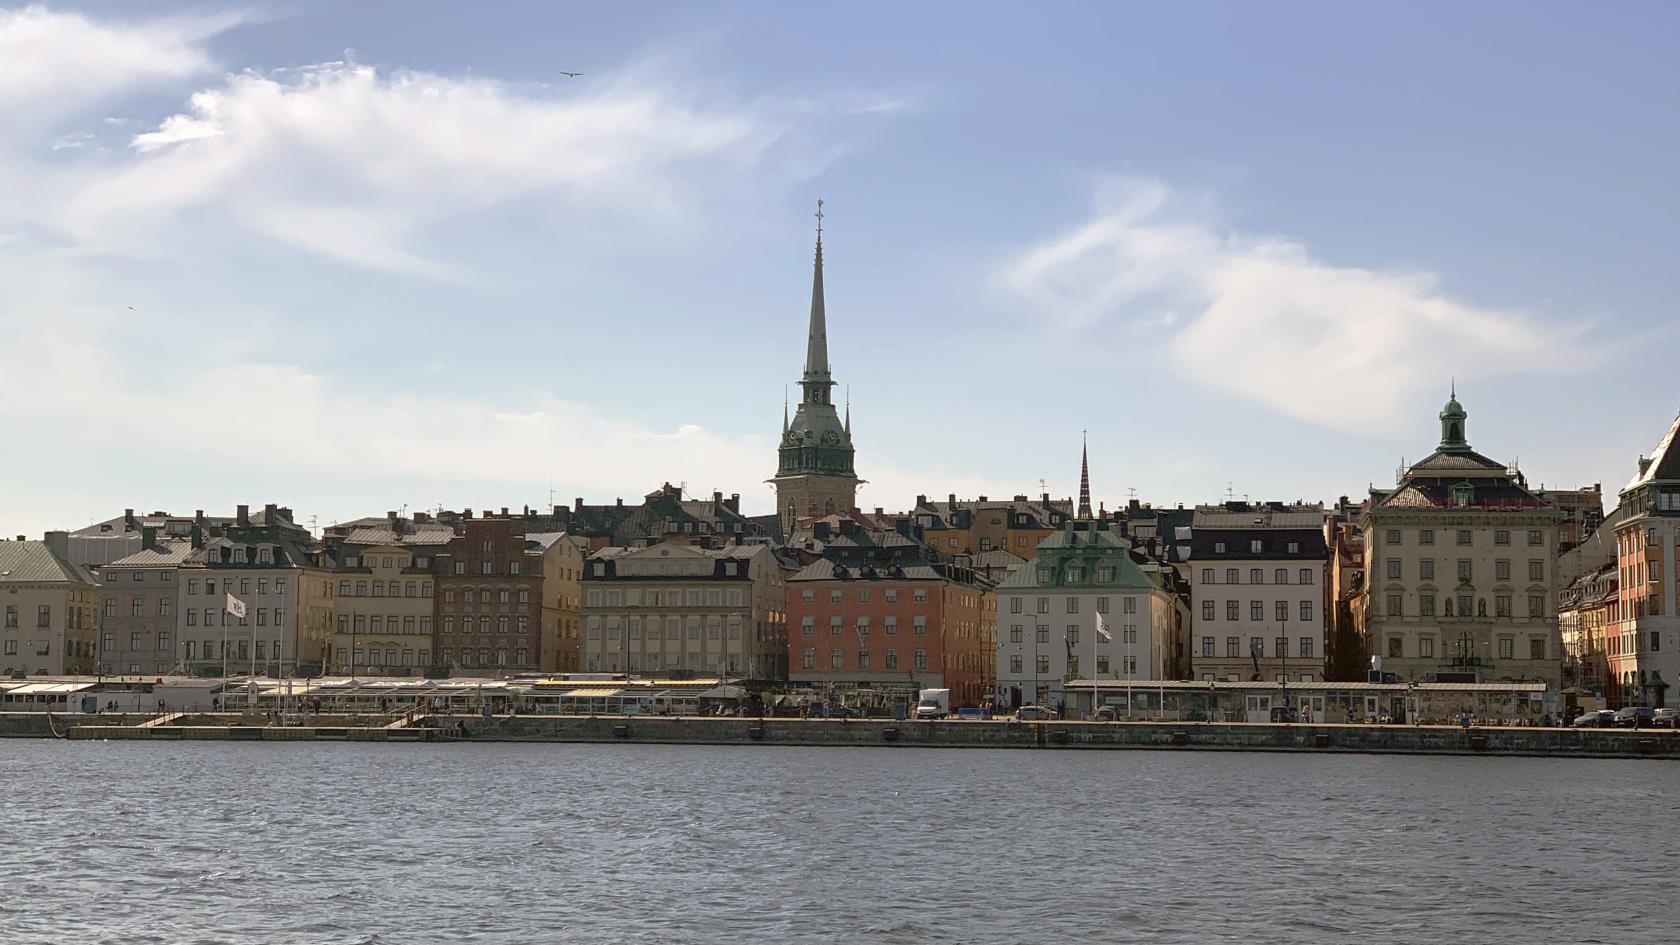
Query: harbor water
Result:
<box><xmin>0</xmin><ymin>741</ymin><xmax>1672</xmax><ymax>944</ymax></box>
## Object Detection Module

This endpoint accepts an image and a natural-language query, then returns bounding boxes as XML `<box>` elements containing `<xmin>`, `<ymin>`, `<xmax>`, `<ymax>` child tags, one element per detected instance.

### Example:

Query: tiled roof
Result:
<box><xmin>1625</xmin><ymin>412</ymin><xmax>1680</xmax><ymax>492</ymax></box>
<box><xmin>0</xmin><ymin>542</ymin><xmax>98</xmax><ymax>585</ymax></box>
<box><xmin>1407</xmin><ymin>449</ymin><xmax>1509</xmax><ymax>472</ymax></box>
<box><xmin>341</xmin><ymin>526</ymin><xmax>455</xmax><ymax>547</ymax></box>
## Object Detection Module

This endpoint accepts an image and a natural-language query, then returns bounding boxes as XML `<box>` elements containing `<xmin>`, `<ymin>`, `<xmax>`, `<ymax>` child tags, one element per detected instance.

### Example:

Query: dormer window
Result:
<box><xmin>1214</xmin><ymin>541</ymin><xmax>1226</xmax><ymax>554</ymax></box>
<box><xmin>1249</xmin><ymin>540</ymin><xmax>1262</xmax><ymax>554</ymax></box>
<box><xmin>1451</xmin><ymin>483</ymin><xmax>1474</xmax><ymax>507</ymax></box>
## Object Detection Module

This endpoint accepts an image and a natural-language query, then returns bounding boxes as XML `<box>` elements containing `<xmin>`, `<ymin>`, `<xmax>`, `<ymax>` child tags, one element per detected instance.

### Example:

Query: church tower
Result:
<box><xmin>771</xmin><ymin>200</ymin><xmax>860</xmax><ymax>536</ymax></box>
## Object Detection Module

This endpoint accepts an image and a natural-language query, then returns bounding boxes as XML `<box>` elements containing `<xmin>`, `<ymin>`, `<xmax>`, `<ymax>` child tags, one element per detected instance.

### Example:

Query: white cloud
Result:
<box><xmin>55</xmin><ymin>61</ymin><xmax>777</xmax><ymax>273</ymax></box>
<box><xmin>1004</xmin><ymin>177</ymin><xmax>1586</xmax><ymax>431</ymax></box>
<box><xmin>0</xmin><ymin>5</ymin><xmax>235</xmax><ymax>119</ymax></box>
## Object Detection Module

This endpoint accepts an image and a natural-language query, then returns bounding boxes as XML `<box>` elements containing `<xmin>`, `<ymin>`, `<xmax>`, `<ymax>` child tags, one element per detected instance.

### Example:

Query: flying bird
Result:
<box><xmin>559</xmin><ymin>71</ymin><xmax>582</xmax><ymax>77</ymax></box>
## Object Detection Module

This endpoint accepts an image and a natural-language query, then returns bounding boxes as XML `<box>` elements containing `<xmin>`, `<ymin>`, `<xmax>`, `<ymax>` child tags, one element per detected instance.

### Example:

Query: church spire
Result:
<box><xmin>782</xmin><ymin>386</ymin><xmax>789</xmax><ymax>436</ymax></box>
<box><xmin>802</xmin><ymin>199</ymin><xmax>831</xmax><ymax>394</ymax></box>
<box><xmin>1077</xmin><ymin>430</ymin><xmax>1093</xmax><ymax>520</ymax></box>
<box><xmin>844</xmin><ymin>385</ymin><xmax>851</xmax><ymax>436</ymax></box>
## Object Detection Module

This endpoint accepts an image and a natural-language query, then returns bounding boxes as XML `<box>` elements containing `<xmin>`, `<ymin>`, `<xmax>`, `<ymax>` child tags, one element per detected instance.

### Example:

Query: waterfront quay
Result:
<box><xmin>6</xmin><ymin>712</ymin><xmax>1674</xmax><ymax>759</ymax></box>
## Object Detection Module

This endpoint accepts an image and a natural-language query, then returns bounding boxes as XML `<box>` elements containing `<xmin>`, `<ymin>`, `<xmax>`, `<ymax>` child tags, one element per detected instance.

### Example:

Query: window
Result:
<box><xmin>1201</xmin><ymin>569</ymin><xmax>1214</xmax><ymax>584</ymax></box>
<box><xmin>1067</xmin><ymin>626</ymin><xmax>1080</xmax><ymax>646</ymax></box>
<box><xmin>1387</xmin><ymin>593</ymin><xmax>1403</xmax><ymax>616</ymax></box>
<box><xmin>829</xmin><ymin>648</ymin><xmax>843</xmax><ymax>669</ymax></box>
<box><xmin>1250</xmin><ymin>601</ymin><xmax>1263</xmax><ymax>621</ymax></box>
<box><xmin>1274</xmin><ymin>637</ymin><xmax>1287</xmax><ymax>658</ymax></box>
<box><xmin>1225</xmin><ymin>601</ymin><xmax>1238</xmax><ymax>620</ymax></box>
<box><xmin>1250</xmin><ymin>540</ymin><xmax>1263</xmax><ymax>554</ymax></box>
<box><xmin>1010</xmin><ymin>597</ymin><xmax>1023</xmax><ymax>614</ymax></box>
<box><xmin>886</xmin><ymin>616</ymin><xmax>899</xmax><ymax>635</ymax></box>
<box><xmin>1287</xmin><ymin>541</ymin><xmax>1299</xmax><ymax>555</ymax></box>
<box><xmin>1419</xmin><ymin>529</ymin><xmax>1434</xmax><ymax>545</ymax></box>
<box><xmin>1275</xmin><ymin>601</ymin><xmax>1288</xmax><ymax>622</ymax></box>
<box><xmin>1388</xmin><ymin>637</ymin><xmax>1403</xmax><ymax>658</ymax></box>
<box><xmin>1386</xmin><ymin>529</ymin><xmax>1401</xmax><ymax>545</ymax></box>
<box><xmin>916</xmin><ymin>649</ymin><xmax>929</xmax><ymax>671</ymax></box>
<box><xmin>1496</xmin><ymin>595</ymin><xmax>1511</xmax><ymax>617</ymax></box>
<box><xmin>1275</xmin><ymin>568</ymin><xmax>1288</xmax><ymax>585</ymax></box>
<box><xmin>1226</xmin><ymin>637</ymin><xmax>1239</xmax><ymax>657</ymax></box>
<box><xmin>1036</xmin><ymin>625</ymin><xmax>1050</xmax><ymax>644</ymax></box>
<box><xmin>1250</xmin><ymin>568</ymin><xmax>1264</xmax><ymax>584</ymax></box>
<box><xmin>1122</xmin><ymin>597</ymin><xmax>1136</xmax><ymax>614</ymax></box>
<box><xmin>1010</xmin><ymin>655</ymin><xmax>1022</xmax><ymax>674</ymax></box>
<box><xmin>1226</xmin><ymin>568</ymin><xmax>1239</xmax><ymax>585</ymax></box>
<box><xmin>1527</xmin><ymin>530</ymin><xmax>1543</xmax><ymax>546</ymax></box>
<box><xmin>1498</xmin><ymin>638</ymin><xmax>1514</xmax><ymax>660</ymax></box>
<box><xmin>1096</xmin><ymin>596</ymin><xmax>1111</xmax><ymax>614</ymax></box>
<box><xmin>1299</xmin><ymin>637</ymin><xmax>1313</xmax><ymax>658</ymax></box>
<box><xmin>802</xmin><ymin>648</ymin><xmax>815</xmax><ymax>669</ymax></box>
<box><xmin>801</xmin><ymin>616</ymin><xmax>814</xmax><ymax>635</ymax></box>
<box><xmin>914</xmin><ymin>589</ymin><xmax>928</xmax><ymax>603</ymax></box>
<box><xmin>1299</xmin><ymin>600</ymin><xmax>1313</xmax><ymax>622</ymax></box>
<box><xmin>914</xmin><ymin>616</ymin><xmax>928</xmax><ymax>634</ymax></box>
<box><xmin>37</xmin><ymin>604</ymin><xmax>50</xmax><ymax>627</ymax></box>
<box><xmin>1299</xmin><ymin>568</ymin><xmax>1313</xmax><ymax>585</ymax></box>
<box><xmin>1066</xmin><ymin>597</ymin><xmax>1079</xmax><ymax>614</ymax></box>
<box><xmin>1420</xmin><ymin>637</ymin><xmax>1434</xmax><ymax>657</ymax></box>
<box><xmin>830</xmin><ymin>590</ymin><xmax>843</xmax><ymax>603</ymax></box>
<box><xmin>1387</xmin><ymin>559</ymin><xmax>1402</xmax><ymax>580</ymax></box>
<box><xmin>1529</xmin><ymin>594</ymin><xmax>1545</xmax><ymax>616</ymax></box>
<box><xmin>1249</xmin><ymin>637</ymin><xmax>1263</xmax><ymax>656</ymax></box>
<box><xmin>1009</xmin><ymin>624</ymin><xmax>1022</xmax><ymax>643</ymax></box>
<box><xmin>1495</xmin><ymin>529</ymin><xmax>1510</xmax><ymax>545</ymax></box>
<box><xmin>1201</xmin><ymin>600</ymin><xmax>1215</xmax><ymax>621</ymax></box>
<box><xmin>1529</xmin><ymin>638</ymin><xmax>1546</xmax><ymax>660</ymax></box>
<box><xmin>1201</xmin><ymin>637</ymin><xmax>1214</xmax><ymax>657</ymax></box>
<box><xmin>1456</xmin><ymin>529</ymin><xmax>1472</xmax><ymax>546</ymax></box>
<box><xmin>830</xmin><ymin>616</ymin><xmax>843</xmax><ymax>635</ymax></box>
<box><xmin>1528</xmin><ymin>559</ymin><xmax>1543</xmax><ymax>581</ymax></box>
<box><xmin>1419</xmin><ymin>559</ymin><xmax>1434</xmax><ymax>581</ymax></box>
<box><xmin>1495</xmin><ymin>560</ymin><xmax>1510</xmax><ymax>581</ymax></box>
<box><xmin>1420</xmin><ymin>593</ymin><xmax>1435</xmax><ymax>616</ymax></box>
<box><xmin>1214</xmin><ymin>541</ymin><xmax>1226</xmax><ymax>554</ymax></box>
<box><xmin>1457</xmin><ymin>560</ymin><xmax>1472</xmax><ymax>582</ymax></box>
<box><xmin>885</xmin><ymin>590</ymin><xmax>898</xmax><ymax>603</ymax></box>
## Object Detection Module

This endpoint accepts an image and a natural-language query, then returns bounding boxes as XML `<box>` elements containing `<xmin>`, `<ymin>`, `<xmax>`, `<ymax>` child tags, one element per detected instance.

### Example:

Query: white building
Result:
<box><xmin>1187</xmin><ymin>503</ymin><xmax>1330</xmax><ymax>682</ymax></box>
<box><xmin>178</xmin><ymin>512</ymin><xmax>334</xmax><ymax>676</ymax></box>
<box><xmin>993</xmin><ymin>526</ymin><xmax>1179</xmax><ymax>709</ymax></box>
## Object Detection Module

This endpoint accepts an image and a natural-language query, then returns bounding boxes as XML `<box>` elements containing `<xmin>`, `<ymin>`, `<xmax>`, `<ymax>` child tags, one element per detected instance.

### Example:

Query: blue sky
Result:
<box><xmin>2</xmin><ymin>2</ymin><xmax>1676</xmax><ymax>536</ymax></box>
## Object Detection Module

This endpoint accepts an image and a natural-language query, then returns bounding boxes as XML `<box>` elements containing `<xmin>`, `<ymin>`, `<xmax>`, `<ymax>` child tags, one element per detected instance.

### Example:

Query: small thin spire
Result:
<box><xmin>783</xmin><ymin>386</ymin><xmax>789</xmax><ymax>434</ymax></box>
<box><xmin>802</xmin><ymin>198</ymin><xmax>830</xmax><ymax>385</ymax></box>
<box><xmin>1450</xmin><ymin>377</ymin><xmax>1456</xmax><ymax>398</ymax></box>
<box><xmin>1077</xmin><ymin>429</ymin><xmax>1093</xmax><ymax>521</ymax></box>
<box><xmin>844</xmin><ymin>385</ymin><xmax>851</xmax><ymax>436</ymax></box>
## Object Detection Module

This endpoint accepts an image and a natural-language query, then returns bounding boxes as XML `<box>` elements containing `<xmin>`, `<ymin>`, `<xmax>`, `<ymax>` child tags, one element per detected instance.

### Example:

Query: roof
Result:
<box><xmin>0</xmin><ymin>542</ymin><xmax>98</xmax><ymax>585</ymax></box>
<box><xmin>340</xmin><ymin>526</ymin><xmax>455</xmax><ymax>548</ymax></box>
<box><xmin>1625</xmin><ymin>411</ymin><xmax>1680</xmax><ymax>492</ymax></box>
<box><xmin>1406</xmin><ymin>448</ymin><xmax>1510</xmax><ymax>473</ymax></box>
<box><xmin>1190</xmin><ymin>508</ymin><xmax>1327</xmax><ymax>531</ymax></box>
<box><xmin>104</xmin><ymin>539</ymin><xmax>196</xmax><ymax>568</ymax></box>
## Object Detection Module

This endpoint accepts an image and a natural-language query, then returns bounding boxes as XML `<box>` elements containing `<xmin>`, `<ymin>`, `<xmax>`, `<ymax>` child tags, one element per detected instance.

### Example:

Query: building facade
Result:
<box><xmin>433</xmin><ymin>515</ymin><xmax>578</xmax><ymax>675</ymax></box>
<box><xmin>1605</xmin><ymin>411</ymin><xmax>1680</xmax><ymax>708</ymax></box>
<box><xmin>583</xmin><ymin>541</ymin><xmax>786</xmax><ymax>679</ymax></box>
<box><xmin>1187</xmin><ymin>503</ymin><xmax>1330</xmax><ymax>683</ymax></box>
<box><xmin>0</xmin><ymin>534</ymin><xmax>99</xmax><ymax>676</ymax></box>
<box><xmin>327</xmin><ymin>543</ymin><xmax>437</xmax><ymax>675</ymax></box>
<box><xmin>909</xmin><ymin>493</ymin><xmax>1071</xmax><ymax>560</ymax></box>
<box><xmin>1559</xmin><ymin>561</ymin><xmax>1616</xmax><ymax>702</ymax></box>
<box><xmin>97</xmin><ymin>537</ymin><xmax>192</xmax><ymax>675</ymax></box>
<box><xmin>786</xmin><ymin>520</ymin><xmax>995</xmax><ymax>707</ymax></box>
<box><xmin>177</xmin><ymin>505</ymin><xmax>333</xmax><ymax>677</ymax></box>
<box><xmin>771</xmin><ymin>208</ymin><xmax>860</xmax><ymax>536</ymax></box>
<box><xmin>1358</xmin><ymin>393</ymin><xmax>1563</xmax><ymax>686</ymax></box>
<box><xmin>994</xmin><ymin>526</ymin><xmax>1179</xmax><ymax>708</ymax></box>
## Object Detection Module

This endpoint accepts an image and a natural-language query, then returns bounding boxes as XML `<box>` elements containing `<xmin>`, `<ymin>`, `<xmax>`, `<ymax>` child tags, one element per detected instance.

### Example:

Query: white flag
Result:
<box><xmin>225</xmin><ymin>592</ymin><xmax>247</xmax><ymax>619</ymax></box>
<box><xmin>1096</xmin><ymin>612</ymin><xmax>1112</xmax><ymax>643</ymax></box>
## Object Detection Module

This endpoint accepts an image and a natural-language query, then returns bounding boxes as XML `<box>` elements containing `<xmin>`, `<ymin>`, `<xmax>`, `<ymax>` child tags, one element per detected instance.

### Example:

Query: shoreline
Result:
<box><xmin>4</xmin><ymin>712</ymin><xmax>1676</xmax><ymax>759</ymax></box>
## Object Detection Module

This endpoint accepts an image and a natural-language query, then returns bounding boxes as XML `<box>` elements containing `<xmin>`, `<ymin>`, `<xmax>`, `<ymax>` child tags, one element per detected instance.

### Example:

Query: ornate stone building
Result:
<box><xmin>1358</xmin><ymin>392</ymin><xmax>1563</xmax><ymax>687</ymax></box>
<box><xmin>772</xmin><ymin>203</ymin><xmax>859</xmax><ymax>537</ymax></box>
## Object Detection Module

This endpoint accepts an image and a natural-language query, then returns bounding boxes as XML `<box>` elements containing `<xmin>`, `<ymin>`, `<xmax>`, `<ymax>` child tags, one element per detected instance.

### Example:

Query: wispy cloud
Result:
<box><xmin>1004</xmin><ymin>176</ymin><xmax>1590</xmax><ymax>431</ymax></box>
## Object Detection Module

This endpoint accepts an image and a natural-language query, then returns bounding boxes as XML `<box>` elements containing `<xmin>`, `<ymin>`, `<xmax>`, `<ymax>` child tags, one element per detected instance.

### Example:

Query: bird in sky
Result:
<box><xmin>559</xmin><ymin>71</ymin><xmax>582</xmax><ymax>77</ymax></box>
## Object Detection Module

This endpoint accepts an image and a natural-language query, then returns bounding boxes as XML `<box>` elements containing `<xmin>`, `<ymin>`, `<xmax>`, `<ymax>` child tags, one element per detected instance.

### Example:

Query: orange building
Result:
<box><xmin>786</xmin><ymin>519</ymin><xmax>995</xmax><ymax>710</ymax></box>
<box><xmin>909</xmin><ymin>493</ymin><xmax>1071</xmax><ymax>560</ymax></box>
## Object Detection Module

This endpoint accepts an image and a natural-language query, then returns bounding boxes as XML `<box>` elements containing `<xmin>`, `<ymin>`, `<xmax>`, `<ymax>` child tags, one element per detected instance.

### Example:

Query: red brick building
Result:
<box><xmin>786</xmin><ymin>518</ymin><xmax>995</xmax><ymax>709</ymax></box>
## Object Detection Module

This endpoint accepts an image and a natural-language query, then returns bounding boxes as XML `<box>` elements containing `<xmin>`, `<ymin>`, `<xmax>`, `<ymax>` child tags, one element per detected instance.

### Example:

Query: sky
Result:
<box><xmin>2</xmin><ymin>1</ymin><xmax>1677</xmax><ymax>537</ymax></box>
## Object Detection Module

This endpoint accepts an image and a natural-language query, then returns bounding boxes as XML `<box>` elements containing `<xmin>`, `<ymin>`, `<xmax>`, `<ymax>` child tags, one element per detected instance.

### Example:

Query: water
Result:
<box><xmin>0</xmin><ymin>741</ymin><xmax>1673</xmax><ymax>944</ymax></box>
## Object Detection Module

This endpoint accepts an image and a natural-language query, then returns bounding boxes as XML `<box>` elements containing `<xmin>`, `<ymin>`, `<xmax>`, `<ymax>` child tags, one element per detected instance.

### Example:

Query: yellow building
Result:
<box><xmin>329</xmin><ymin>544</ymin><xmax>435</xmax><ymax>675</ymax></box>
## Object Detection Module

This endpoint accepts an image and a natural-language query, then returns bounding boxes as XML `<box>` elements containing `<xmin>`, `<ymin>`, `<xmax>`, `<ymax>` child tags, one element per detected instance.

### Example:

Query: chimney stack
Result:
<box><xmin>574</xmin><ymin>497</ymin><xmax>584</xmax><ymax>512</ymax></box>
<box><xmin>727</xmin><ymin>494</ymin><xmax>741</xmax><ymax>514</ymax></box>
<box><xmin>124</xmin><ymin>509</ymin><xmax>136</xmax><ymax>530</ymax></box>
<box><xmin>43</xmin><ymin>531</ymin><xmax>69</xmax><ymax>562</ymax></box>
<box><xmin>501</xmin><ymin>507</ymin><xmax>509</xmax><ymax>517</ymax></box>
<box><xmin>141</xmin><ymin>526</ymin><xmax>158</xmax><ymax>551</ymax></box>
<box><xmin>236</xmin><ymin>504</ymin><xmax>250</xmax><ymax>526</ymax></box>
<box><xmin>263</xmin><ymin>503</ymin><xmax>277</xmax><ymax>523</ymax></box>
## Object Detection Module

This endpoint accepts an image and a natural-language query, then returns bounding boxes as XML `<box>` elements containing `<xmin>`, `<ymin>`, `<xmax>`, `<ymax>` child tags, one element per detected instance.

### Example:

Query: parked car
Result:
<box><xmin>1653</xmin><ymin>708</ymin><xmax>1678</xmax><ymax>728</ymax></box>
<box><xmin>954</xmin><ymin>706</ymin><xmax>988</xmax><ymax>720</ymax></box>
<box><xmin>1614</xmin><ymin>706</ymin><xmax>1655</xmax><ymax>728</ymax></box>
<box><xmin>1014</xmin><ymin>705</ymin><xmax>1056</xmax><ymax>721</ymax></box>
<box><xmin>1093</xmin><ymin>705</ymin><xmax>1119</xmax><ymax>722</ymax></box>
<box><xmin>1573</xmin><ymin>709</ymin><xmax>1616</xmax><ymax>728</ymax></box>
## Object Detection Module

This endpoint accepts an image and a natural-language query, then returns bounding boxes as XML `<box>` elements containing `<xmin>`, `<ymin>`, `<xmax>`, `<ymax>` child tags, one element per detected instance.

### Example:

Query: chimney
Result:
<box><xmin>414</xmin><ymin>512</ymin><xmax>431</xmax><ymax>525</ymax></box>
<box><xmin>616</xmin><ymin>498</ymin><xmax>624</xmax><ymax>508</ymax></box>
<box><xmin>43</xmin><ymin>530</ymin><xmax>70</xmax><ymax>562</ymax></box>
<box><xmin>278</xmin><ymin>506</ymin><xmax>293</xmax><ymax>522</ymax></box>
<box><xmin>190</xmin><ymin>524</ymin><xmax>204</xmax><ymax>549</ymax></box>
<box><xmin>916</xmin><ymin>494</ymin><xmax>927</xmax><ymax>507</ymax></box>
<box><xmin>1041</xmin><ymin>492</ymin><xmax>1051</xmax><ymax>505</ymax></box>
<box><xmin>195</xmin><ymin>510</ymin><xmax>205</xmax><ymax>528</ymax></box>
<box><xmin>874</xmin><ymin>507</ymin><xmax>884</xmax><ymax>516</ymax></box>
<box><xmin>501</xmin><ymin>507</ymin><xmax>509</xmax><ymax>517</ymax></box>
<box><xmin>978</xmin><ymin>495</ymin><xmax>988</xmax><ymax>503</ymax></box>
<box><xmin>727</xmin><ymin>494</ymin><xmax>741</xmax><ymax>514</ymax></box>
<box><xmin>713</xmin><ymin>490</ymin><xmax>723</xmax><ymax>504</ymax></box>
<box><xmin>124</xmin><ymin>508</ymin><xmax>136</xmax><ymax>530</ymax></box>
<box><xmin>264</xmin><ymin>503</ymin><xmax>277</xmax><ymax>523</ymax></box>
<box><xmin>236</xmin><ymin>504</ymin><xmax>250</xmax><ymax>526</ymax></box>
<box><xmin>523</xmin><ymin>505</ymin><xmax>530</xmax><ymax>516</ymax></box>
<box><xmin>13</xmin><ymin>535</ymin><xmax>23</xmax><ymax>542</ymax></box>
<box><xmin>387</xmin><ymin>510</ymin><xmax>398</xmax><ymax>528</ymax></box>
<box><xmin>141</xmin><ymin>526</ymin><xmax>159</xmax><ymax>551</ymax></box>
<box><xmin>947</xmin><ymin>493</ymin><xmax>957</xmax><ymax>508</ymax></box>
<box><xmin>574</xmin><ymin>497</ymin><xmax>584</xmax><ymax>512</ymax></box>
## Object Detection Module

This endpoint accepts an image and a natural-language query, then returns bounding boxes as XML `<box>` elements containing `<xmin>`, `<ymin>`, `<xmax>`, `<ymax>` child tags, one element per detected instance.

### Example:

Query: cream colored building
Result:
<box><xmin>178</xmin><ymin>513</ymin><xmax>335</xmax><ymax>676</ymax></box>
<box><xmin>582</xmin><ymin>542</ymin><xmax>786</xmax><ymax>678</ymax></box>
<box><xmin>1358</xmin><ymin>393</ymin><xmax>1562</xmax><ymax>686</ymax></box>
<box><xmin>329</xmin><ymin>543</ymin><xmax>435</xmax><ymax>675</ymax></box>
<box><xmin>0</xmin><ymin>534</ymin><xmax>99</xmax><ymax>676</ymax></box>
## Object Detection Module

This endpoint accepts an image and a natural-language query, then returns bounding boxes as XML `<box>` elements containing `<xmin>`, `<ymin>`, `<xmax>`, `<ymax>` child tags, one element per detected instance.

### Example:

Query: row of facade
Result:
<box><xmin>2</xmin><ymin>396</ymin><xmax>1675</xmax><ymax>709</ymax></box>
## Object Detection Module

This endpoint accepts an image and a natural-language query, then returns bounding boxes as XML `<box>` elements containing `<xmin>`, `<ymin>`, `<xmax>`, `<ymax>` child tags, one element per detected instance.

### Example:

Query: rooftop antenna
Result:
<box><xmin>1224</xmin><ymin>481</ymin><xmax>1235</xmax><ymax>502</ymax></box>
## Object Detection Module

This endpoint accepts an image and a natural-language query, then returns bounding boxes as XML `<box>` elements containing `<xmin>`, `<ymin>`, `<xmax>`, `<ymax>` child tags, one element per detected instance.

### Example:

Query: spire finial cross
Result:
<box><xmin>815</xmin><ymin>198</ymin><xmax>824</xmax><ymax>240</ymax></box>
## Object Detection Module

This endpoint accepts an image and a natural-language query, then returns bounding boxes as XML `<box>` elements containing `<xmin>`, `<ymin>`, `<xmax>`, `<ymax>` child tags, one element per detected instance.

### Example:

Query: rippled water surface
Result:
<box><xmin>0</xmin><ymin>740</ymin><xmax>1674</xmax><ymax>944</ymax></box>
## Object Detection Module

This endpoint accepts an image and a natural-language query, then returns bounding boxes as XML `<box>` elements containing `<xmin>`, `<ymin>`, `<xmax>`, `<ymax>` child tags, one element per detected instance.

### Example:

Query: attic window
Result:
<box><xmin>1214</xmin><ymin>541</ymin><xmax>1226</xmax><ymax>554</ymax></box>
<box><xmin>258</xmin><ymin>548</ymin><xmax>272</xmax><ymax>564</ymax></box>
<box><xmin>1249</xmin><ymin>540</ymin><xmax>1262</xmax><ymax>554</ymax></box>
<box><xmin>1451</xmin><ymin>484</ymin><xmax>1474</xmax><ymax>507</ymax></box>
